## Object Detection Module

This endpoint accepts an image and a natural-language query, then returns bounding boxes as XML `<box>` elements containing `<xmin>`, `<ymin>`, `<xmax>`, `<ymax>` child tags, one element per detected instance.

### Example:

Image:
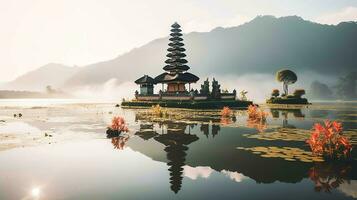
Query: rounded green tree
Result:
<box><xmin>276</xmin><ymin>69</ymin><xmax>297</xmax><ymax>96</ymax></box>
<box><xmin>271</xmin><ymin>89</ymin><xmax>280</xmax><ymax>97</ymax></box>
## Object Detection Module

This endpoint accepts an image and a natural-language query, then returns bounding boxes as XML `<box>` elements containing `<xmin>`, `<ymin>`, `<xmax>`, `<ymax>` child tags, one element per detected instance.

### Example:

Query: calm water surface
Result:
<box><xmin>0</xmin><ymin>101</ymin><xmax>356</xmax><ymax>200</ymax></box>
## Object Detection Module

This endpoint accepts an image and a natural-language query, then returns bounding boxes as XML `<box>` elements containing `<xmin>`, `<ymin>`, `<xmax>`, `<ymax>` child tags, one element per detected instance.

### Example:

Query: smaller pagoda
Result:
<box><xmin>154</xmin><ymin>22</ymin><xmax>199</xmax><ymax>93</ymax></box>
<box><xmin>135</xmin><ymin>75</ymin><xmax>155</xmax><ymax>95</ymax></box>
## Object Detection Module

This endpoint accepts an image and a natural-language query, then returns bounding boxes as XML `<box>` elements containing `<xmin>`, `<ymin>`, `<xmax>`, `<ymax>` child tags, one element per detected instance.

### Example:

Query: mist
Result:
<box><xmin>65</xmin><ymin>71</ymin><xmax>338</xmax><ymax>103</ymax></box>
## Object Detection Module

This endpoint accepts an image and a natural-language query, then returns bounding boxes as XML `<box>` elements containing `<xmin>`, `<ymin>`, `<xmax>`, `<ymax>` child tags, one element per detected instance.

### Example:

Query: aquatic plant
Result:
<box><xmin>220</xmin><ymin>106</ymin><xmax>233</xmax><ymax>118</ymax></box>
<box><xmin>247</xmin><ymin>105</ymin><xmax>268</xmax><ymax>122</ymax></box>
<box><xmin>246</xmin><ymin>105</ymin><xmax>268</xmax><ymax>132</ymax></box>
<box><xmin>306</xmin><ymin>120</ymin><xmax>352</xmax><ymax>159</ymax></box>
<box><xmin>151</xmin><ymin>104</ymin><xmax>167</xmax><ymax>117</ymax></box>
<box><xmin>109</xmin><ymin>116</ymin><xmax>129</xmax><ymax>132</ymax></box>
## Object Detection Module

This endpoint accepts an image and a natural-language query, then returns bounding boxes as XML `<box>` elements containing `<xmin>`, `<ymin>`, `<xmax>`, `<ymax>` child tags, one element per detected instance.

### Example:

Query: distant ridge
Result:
<box><xmin>4</xmin><ymin>63</ymin><xmax>79</xmax><ymax>91</ymax></box>
<box><xmin>5</xmin><ymin>15</ymin><xmax>357</xmax><ymax>90</ymax></box>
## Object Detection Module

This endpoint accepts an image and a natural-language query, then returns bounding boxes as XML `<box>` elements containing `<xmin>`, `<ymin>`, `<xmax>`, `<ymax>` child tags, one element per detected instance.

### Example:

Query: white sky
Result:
<box><xmin>1</xmin><ymin>0</ymin><xmax>357</xmax><ymax>81</ymax></box>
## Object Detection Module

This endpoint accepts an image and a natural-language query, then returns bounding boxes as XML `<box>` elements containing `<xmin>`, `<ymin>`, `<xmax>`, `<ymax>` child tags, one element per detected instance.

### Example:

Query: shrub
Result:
<box><xmin>109</xmin><ymin>116</ymin><xmax>129</xmax><ymax>132</ymax></box>
<box><xmin>221</xmin><ymin>106</ymin><xmax>233</xmax><ymax>118</ymax></box>
<box><xmin>247</xmin><ymin>105</ymin><xmax>268</xmax><ymax>122</ymax></box>
<box><xmin>293</xmin><ymin>89</ymin><xmax>306</xmax><ymax>98</ymax></box>
<box><xmin>306</xmin><ymin>120</ymin><xmax>352</xmax><ymax>159</ymax></box>
<box><xmin>151</xmin><ymin>104</ymin><xmax>167</xmax><ymax>117</ymax></box>
<box><xmin>271</xmin><ymin>89</ymin><xmax>280</xmax><ymax>97</ymax></box>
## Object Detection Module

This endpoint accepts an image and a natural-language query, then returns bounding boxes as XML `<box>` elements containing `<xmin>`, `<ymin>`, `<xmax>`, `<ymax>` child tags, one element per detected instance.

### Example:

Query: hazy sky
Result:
<box><xmin>1</xmin><ymin>0</ymin><xmax>357</xmax><ymax>81</ymax></box>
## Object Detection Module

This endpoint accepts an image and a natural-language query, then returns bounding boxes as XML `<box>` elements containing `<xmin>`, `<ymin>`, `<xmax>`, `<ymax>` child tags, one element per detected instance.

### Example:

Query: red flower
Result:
<box><xmin>110</xmin><ymin>116</ymin><xmax>129</xmax><ymax>132</ymax></box>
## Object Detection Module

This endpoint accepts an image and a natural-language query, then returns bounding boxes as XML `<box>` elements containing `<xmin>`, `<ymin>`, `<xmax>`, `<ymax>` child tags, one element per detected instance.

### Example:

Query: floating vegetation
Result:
<box><xmin>243</xmin><ymin>128</ymin><xmax>311</xmax><ymax>141</ymax></box>
<box><xmin>237</xmin><ymin>146</ymin><xmax>324</xmax><ymax>162</ymax></box>
<box><xmin>151</xmin><ymin>105</ymin><xmax>168</xmax><ymax>117</ymax></box>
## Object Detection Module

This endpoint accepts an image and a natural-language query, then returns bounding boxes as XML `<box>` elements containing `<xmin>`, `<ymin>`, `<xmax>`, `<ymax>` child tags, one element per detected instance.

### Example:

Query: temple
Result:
<box><xmin>123</xmin><ymin>22</ymin><xmax>253</xmax><ymax>108</ymax></box>
<box><xmin>154</xmin><ymin>22</ymin><xmax>199</xmax><ymax>93</ymax></box>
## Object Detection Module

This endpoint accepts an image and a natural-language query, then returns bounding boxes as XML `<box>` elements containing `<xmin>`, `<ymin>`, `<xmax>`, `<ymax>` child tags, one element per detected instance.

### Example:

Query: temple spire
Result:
<box><xmin>164</xmin><ymin>22</ymin><xmax>190</xmax><ymax>72</ymax></box>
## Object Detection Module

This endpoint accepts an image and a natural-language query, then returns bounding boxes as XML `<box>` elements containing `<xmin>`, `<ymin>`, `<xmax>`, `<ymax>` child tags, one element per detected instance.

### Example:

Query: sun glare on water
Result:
<box><xmin>31</xmin><ymin>187</ymin><xmax>40</xmax><ymax>197</ymax></box>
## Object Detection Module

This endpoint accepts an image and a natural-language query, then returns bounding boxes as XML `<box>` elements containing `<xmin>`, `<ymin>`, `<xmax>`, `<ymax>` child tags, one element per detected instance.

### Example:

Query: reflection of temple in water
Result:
<box><xmin>133</xmin><ymin>117</ymin><xmax>199</xmax><ymax>193</ymax></box>
<box><xmin>130</xmin><ymin>112</ymin><xmax>357</xmax><ymax>194</ymax></box>
<box><xmin>154</xmin><ymin>123</ymin><xmax>199</xmax><ymax>193</ymax></box>
<box><xmin>200</xmin><ymin>124</ymin><xmax>221</xmax><ymax>138</ymax></box>
<box><xmin>135</xmin><ymin>123</ymin><xmax>158</xmax><ymax>140</ymax></box>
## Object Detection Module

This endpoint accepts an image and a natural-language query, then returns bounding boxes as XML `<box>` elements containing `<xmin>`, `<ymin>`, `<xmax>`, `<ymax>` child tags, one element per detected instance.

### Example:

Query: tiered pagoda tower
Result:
<box><xmin>155</xmin><ymin>22</ymin><xmax>199</xmax><ymax>93</ymax></box>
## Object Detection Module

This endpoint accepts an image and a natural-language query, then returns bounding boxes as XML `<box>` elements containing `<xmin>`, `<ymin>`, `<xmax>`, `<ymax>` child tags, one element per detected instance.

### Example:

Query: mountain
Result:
<box><xmin>63</xmin><ymin>15</ymin><xmax>357</xmax><ymax>87</ymax></box>
<box><xmin>5</xmin><ymin>15</ymin><xmax>357</xmax><ymax>90</ymax></box>
<box><xmin>4</xmin><ymin>63</ymin><xmax>79</xmax><ymax>91</ymax></box>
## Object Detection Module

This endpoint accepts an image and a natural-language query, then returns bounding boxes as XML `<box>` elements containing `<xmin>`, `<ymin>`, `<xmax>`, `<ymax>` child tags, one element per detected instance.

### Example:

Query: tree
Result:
<box><xmin>271</xmin><ymin>89</ymin><xmax>280</xmax><ymax>97</ymax></box>
<box><xmin>211</xmin><ymin>78</ymin><xmax>221</xmax><ymax>99</ymax></box>
<box><xmin>200</xmin><ymin>78</ymin><xmax>210</xmax><ymax>95</ymax></box>
<box><xmin>293</xmin><ymin>89</ymin><xmax>306</xmax><ymax>98</ymax></box>
<box><xmin>276</xmin><ymin>69</ymin><xmax>297</xmax><ymax>96</ymax></box>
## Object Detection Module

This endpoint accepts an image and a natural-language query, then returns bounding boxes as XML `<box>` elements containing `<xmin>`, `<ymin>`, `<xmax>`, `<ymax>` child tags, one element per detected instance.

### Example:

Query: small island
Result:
<box><xmin>121</xmin><ymin>22</ymin><xmax>253</xmax><ymax>109</ymax></box>
<box><xmin>266</xmin><ymin>69</ymin><xmax>309</xmax><ymax>104</ymax></box>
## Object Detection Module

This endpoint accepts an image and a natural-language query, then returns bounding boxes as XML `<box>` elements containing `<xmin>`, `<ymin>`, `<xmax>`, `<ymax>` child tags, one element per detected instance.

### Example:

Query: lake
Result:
<box><xmin>0</xmin><ymin>100</ymin><xmax>356</xmax><ymax>200</ymax></box>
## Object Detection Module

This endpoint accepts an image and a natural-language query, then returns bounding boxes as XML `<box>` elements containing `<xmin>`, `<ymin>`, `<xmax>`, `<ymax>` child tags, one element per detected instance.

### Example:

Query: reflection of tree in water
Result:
<box><xmin>309</xmin><ymin>162</ymin><xmax>352</xmax><ymax>193</ymax></box>
<box><xmin>200</xmin><ymin>124</ymin><xmax>209</xmax><ymax>138</ymax></box>
<box><xmin>200</xmin><ymin>124</ymin><xmax>221</xmax><ymax>138</ymax></box>
<box><xmin>155</xmin><ymin>123</ymin><xmax>199</xmax><ymax>193</ymax></box>
<box><xmin>270</xmin><ymin>108</ymin><xmax>305</xmax><ymax>128</ymax></box>
<box><xmin>212</xmin><ymin>125</ymin><xmax>220</xmax><ymax>138</ymax></box>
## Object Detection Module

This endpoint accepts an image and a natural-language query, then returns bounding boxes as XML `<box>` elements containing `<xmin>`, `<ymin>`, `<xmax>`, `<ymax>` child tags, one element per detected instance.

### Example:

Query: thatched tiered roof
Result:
<box><xmin>155</xmin><ymin>22</ymin><xmax>199</xmax><ymax>84</ymax></box>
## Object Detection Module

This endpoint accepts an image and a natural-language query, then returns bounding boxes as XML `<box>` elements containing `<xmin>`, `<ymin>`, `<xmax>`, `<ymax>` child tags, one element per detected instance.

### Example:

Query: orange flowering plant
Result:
<box><xmin>221</xmin><ymin>106</ymin><xmax>233</xmax><ymax>118</ymax></box>
<box><xmin>247</xmin><ymin>105</ymin><xmax>268</xmax><ymax>122</ymax></box>
<box><xmin>246</xmin><ymin>105</ymin><xmax>268</xmax><ymax>132</ymax></box>
<box><xmin>109</xmin><ymin>116</ymin><xmax>129</xmax><ymax>132</ymax></box>
<box><xmin>306</xmin><ymin>120</ymin><xmax>352</xmax><ymax>159</ymax></box>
